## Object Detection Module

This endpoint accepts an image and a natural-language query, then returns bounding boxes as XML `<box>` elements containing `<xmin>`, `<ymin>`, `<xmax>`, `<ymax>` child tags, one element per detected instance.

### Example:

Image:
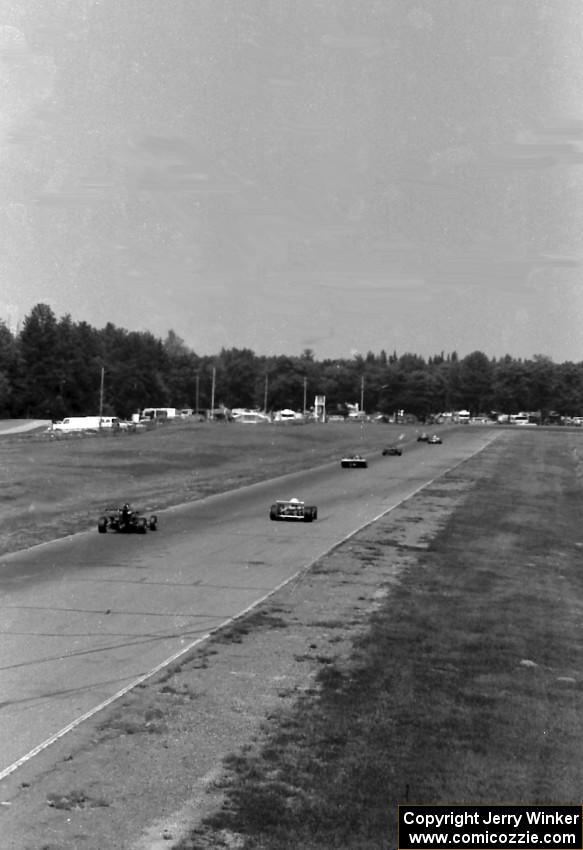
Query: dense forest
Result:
<box><xmin>0</xmin><ymin>303</ymin><xmax>581</xmax><ymax>422</ymax></box>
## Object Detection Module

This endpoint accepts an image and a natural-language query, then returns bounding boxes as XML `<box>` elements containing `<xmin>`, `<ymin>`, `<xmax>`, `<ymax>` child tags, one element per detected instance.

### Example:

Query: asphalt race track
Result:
<box><xmin>0</xmin><ymin>427</ymin><xmax>499</xmax><ymax>779</ymax></box>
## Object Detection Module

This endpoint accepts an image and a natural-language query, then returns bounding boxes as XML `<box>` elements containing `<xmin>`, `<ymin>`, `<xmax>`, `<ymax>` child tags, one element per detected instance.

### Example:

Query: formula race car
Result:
<box><xmin>382</xmin><ymin>446</ymin><xmax>402</xmax><ymax>456</ymax></box>
<box><xmin>341</xmin><ymin>454</ymin><xmax>368</xmax><ymax>468</ymax></box>
<box><xmin>269</xmin><ymin>498</ymin><xmax>318</xmax><ymax>522</ymax></box>
<box><xmin>97</xmin><ymin>504</ymin><xmax>158</xmax><ymax>534</ymax></box>
<box><xmin>417</xmin><ymin>432</ymin><xmax>429</xmax><ymax>442</ymax></box>
<box><xmin>428</xmin><ymin>434</ymin><xmax>442</xmax><ymax>444</ymax></box>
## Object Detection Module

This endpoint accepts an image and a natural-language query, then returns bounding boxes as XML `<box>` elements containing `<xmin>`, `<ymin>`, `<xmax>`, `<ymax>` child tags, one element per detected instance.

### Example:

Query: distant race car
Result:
<box><xmin>428</xmin><ymin>434</ymin><xmax>442</xmax><ymax>444</ymax></box>
<box><xmin>382</xmin><ymin>446</ymin><xmax>402</xmax><ymax>456</ymax></box>
<box><xmin>417</xmin><ymin>432</ymin><xmax>429</xmax><ymax>442</ymax></box>
<box><xmin>341</xmin><ymin>454</ymin><xmax>368</xmax><ymax>468</ymax></box>
<box><xmin>98</xmin><ymin>504</ymin><xmax>158</xmax><ymax>534</ymax></box>
<box><xmin>269</xmin><ymin>497</ymin><xmax>318</xmax><ymax>522</ymax></box>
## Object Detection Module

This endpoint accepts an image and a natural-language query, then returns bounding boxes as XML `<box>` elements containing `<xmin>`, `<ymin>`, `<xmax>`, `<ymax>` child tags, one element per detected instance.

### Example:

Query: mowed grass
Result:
<box><xmin>0</xmin><ymin>419</ymin><xmax>400</xmax><ymax>556</ymax></box>
<box><xmin>181</xmin><ymin>430</ymin><xmax>583</xmax><ymax>849</ymax></box>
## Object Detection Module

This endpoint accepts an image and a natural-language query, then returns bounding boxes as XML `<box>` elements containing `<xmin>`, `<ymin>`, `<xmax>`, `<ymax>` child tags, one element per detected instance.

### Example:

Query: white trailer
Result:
<box><xmin>52</xmin><ymin>416</ymin><xmax>119</xmax><ymax>432</ymax></box>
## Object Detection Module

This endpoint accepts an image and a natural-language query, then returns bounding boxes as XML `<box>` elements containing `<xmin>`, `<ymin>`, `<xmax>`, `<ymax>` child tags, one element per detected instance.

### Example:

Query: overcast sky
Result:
<box><xmin>1</xmin><ymin>0</ymin><xmax>582</xmax><ymax>361</ymax></box>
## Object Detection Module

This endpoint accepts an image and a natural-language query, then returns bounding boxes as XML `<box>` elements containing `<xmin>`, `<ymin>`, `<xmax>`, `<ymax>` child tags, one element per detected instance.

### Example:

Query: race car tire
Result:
<box><xmin>303</xmin><ymin>513</ymin><xmax>313</xmax><ymax>522</ymax></box>
<box><xmin>149</xmin><ymin>516</ymin><xmax>158</xmax><ymax>530</ymax></box>
<box><xmin>98</xmin><ymin>518</ymin><xmax>107</xmax><ymax>533</ymax></box>
<box><xmin>269</xmin><ymin>505</ymin><xmax>279</xmax><ymax>521</ymax></box>
<box><xmin>137</xmin><ymin>518</ymin><xmax>147</xmax><ymax>534</ymax></box>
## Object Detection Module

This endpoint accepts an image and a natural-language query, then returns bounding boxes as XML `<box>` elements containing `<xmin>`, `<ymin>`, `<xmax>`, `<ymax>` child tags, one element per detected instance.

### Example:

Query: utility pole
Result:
<box><xmin>210</xmin><ymin>367</ymin><xmax>216</xmax><ymax>419</ymax></box>
<box><xmin>303</xmin><ymin>376</ymin><xmax>307</xmax><ymax>417</ymax></box>
<box><xmin>99</xmin><ymin>366</ymin><xmax>105</xmax><ymax>425</ymax></box>
<box><xmin>360</xmin><ymin>374</ymin><xmax>365</xmax><ymax>413</ymax></box>
<box><xmin>263</xmin><ymin>372</ymin><xmax>269</xmax><ymax>414</ymax></box>
<box><xmin>195</xmin><ymin>372</ymin><xmax>200</xmax><ymax>417</ymax></box>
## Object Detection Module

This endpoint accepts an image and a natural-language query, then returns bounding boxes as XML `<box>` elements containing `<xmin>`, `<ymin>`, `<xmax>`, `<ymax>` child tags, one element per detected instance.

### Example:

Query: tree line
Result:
<box><xmin>0</xmin><ymin>303</ymin><xmax>581</xmax><ymax>422</ymax></box>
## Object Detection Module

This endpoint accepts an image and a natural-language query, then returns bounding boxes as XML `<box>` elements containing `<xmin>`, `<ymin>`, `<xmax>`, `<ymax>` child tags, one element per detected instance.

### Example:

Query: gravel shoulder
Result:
<box><xmin>0</xmin><ymin>438</ymin><xmax>487</xmax><ymax>850</ymax></box>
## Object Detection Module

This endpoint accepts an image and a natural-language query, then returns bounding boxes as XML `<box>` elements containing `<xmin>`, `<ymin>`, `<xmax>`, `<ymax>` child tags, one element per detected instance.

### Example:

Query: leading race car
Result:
<box><xmin>98</xmin><ymin>503</ymin><xmax>158</xmax><ymax>534</ymax></box>
<box><xmin>428</xmin><ymin>434</ymin><xmax>442</xmax><ymax>444</ymax></box>
<box><xmin>269</xmin><ymin>497</ymin><xmax>318</xmax><ymax>522</ymax></box>
<box><xmin>382</xmin><ymin>446</ymin><xmax>402</xmax><ymax>456</ymax></box>
<box><xmin>341</xmin><ymin>454</ymin><xmax>368</xmax><ymax>468</ymax></box>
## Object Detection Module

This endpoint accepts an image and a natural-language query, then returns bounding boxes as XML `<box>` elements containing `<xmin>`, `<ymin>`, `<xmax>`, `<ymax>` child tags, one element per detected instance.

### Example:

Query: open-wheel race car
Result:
<box><xmin>269</xmin><ymin>497</ymin><xmax>318</xmax><ymax>522</ymax></box>
<box><xmin>382</xmin><ymin>446</ymin><xmax>402</xmax><ymax>456</ymax></box>
<box><xmin>341</xmin><ymin>454</ymin><xmax>368</xmax><ymax>468</ymax></box>
<box><xmin>428</xmin><ymin>434</ymin><xmax>442</xmax><ymax>444</ymax></box>
<box><xmin>97</xmin><ymin>503</ymin><xmax>158</xmax><ymax>534</ymax></box>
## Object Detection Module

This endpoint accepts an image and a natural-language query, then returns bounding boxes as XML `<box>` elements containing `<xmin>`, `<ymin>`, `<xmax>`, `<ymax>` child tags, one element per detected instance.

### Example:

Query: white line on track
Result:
<box><xmin>0</xmin><ymin>432</ymin><xmax>499</xmax><ymax>782</ymax></box>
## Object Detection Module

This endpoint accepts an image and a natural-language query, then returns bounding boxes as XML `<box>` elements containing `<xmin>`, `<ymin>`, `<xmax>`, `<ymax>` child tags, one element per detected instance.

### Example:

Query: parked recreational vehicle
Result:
<box><xmin>141</xmin><ymin>407</ymin><xmax>177</xmax><ymax>421</ymax></box>
<box><xmin>509</xmin><ymin>413</ymin><xmax>533</xmax><ymax>426</ymax></box>
<box><xmin>454</xmin><ymin>410</ymin><xmax>470</xmax><ymax>424</ymax></box>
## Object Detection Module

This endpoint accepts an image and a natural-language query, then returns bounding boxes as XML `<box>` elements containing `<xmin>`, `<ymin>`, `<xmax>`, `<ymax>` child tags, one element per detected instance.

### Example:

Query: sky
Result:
<box><xmin>1</xmin><ymin>0</ymin><xmax>583</xmax><ymax>362</ymax></box>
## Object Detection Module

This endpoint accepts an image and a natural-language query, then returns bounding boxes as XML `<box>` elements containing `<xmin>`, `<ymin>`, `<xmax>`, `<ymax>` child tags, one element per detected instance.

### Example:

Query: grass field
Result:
<box><xmin>0</xmin><ymin>418</ymin><xmax>403</xmax><ymax>556</ymax></box>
